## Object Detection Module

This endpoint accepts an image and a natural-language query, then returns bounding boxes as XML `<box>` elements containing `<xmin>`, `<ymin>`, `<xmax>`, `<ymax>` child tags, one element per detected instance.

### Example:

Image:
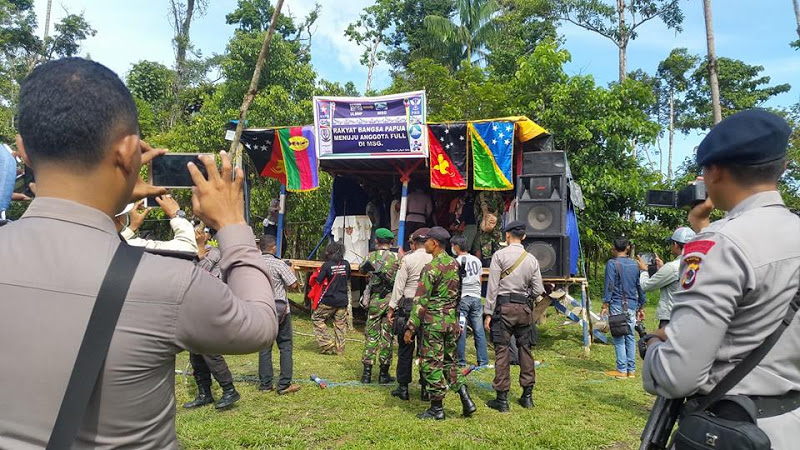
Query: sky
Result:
<box><xmin>33</xmin><ymin>0</ymin><xmax>800</xmax><ymax>174</ymax></box>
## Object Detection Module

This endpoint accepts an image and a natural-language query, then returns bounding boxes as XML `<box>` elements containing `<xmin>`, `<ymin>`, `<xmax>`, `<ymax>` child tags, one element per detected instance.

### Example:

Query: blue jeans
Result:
<box><xmin>611</xmin><ymin>308</ymin><xmax>637</xmax><ymax>373</ymax></box>
<box><xmin>457</xmin><ymin>296</ymin><xmax>489</xmax><ymax>366</ymax></box>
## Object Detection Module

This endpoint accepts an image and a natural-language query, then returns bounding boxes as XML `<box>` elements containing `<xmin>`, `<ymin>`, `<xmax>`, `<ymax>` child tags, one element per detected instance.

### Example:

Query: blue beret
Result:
<box><xmin>696</xmin><ymin>109</ymin><xmax>790</xmax><ymax>166</ymax></box>
<box><xmin>503</xmin><ymin>220</ymin><xmax>526</xmax><ymax>233</ymax></box>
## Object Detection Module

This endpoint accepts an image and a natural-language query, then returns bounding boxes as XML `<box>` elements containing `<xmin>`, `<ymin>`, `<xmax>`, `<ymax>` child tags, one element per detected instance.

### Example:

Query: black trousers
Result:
<box><xmin>258</xmin><ymin>313</ymin><xmax>294</xmax><ymax>390</ymax></box>
<box><xmin>190</xmin><ymin>353</ymin><xmax>233</xmax><ymax>388</ymax></box>
<box><xmin>395</xmin><ymin>328</ymin><xmax>424</xmax><ymax>386</ymax></box>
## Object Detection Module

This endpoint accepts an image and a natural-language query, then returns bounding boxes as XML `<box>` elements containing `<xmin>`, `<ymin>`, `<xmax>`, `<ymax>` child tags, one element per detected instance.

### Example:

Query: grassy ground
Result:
<box><xmin>175</xmin><ymin>294</ymin><xmax>659</xmax><ymax>449</ymax></box>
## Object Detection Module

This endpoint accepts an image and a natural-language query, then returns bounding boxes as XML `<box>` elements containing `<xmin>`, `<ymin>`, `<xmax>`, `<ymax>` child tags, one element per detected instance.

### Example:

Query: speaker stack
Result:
<box><xmin>517</xmin><ymin>151</ymin><xmax>570</xmax><ymax>277</ymax></box>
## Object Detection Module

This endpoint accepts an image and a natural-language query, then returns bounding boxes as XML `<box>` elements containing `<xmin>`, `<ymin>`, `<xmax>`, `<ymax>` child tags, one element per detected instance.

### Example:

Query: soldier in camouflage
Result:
<box><xmin>472</xmin><ymin>191</ymin><xmax>504</xmax><ymax>266</ymax></box>
<box><xmin>359</xmin><ymin>228</ymin><xmax>399</xmax><ymax>384</ymax></box>
<box><xmin>404</xmin><ymin>226</ymin><xmax>477</xmax><ymax>420</ymax></box>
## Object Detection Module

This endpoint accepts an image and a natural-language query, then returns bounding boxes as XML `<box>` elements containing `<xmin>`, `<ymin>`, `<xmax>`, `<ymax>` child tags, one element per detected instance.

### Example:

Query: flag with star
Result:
<box><xmin>240</xmin><ymin>129</ymin><xmax>286</xmax><ymax>185</ymax></box>
<box><xmin>469</xmin><ymin>121</ymin><xmax>515</xmax><ymax>190</ymax></box>
<box><xmin>428</xmin><ymin>123</ymin><xmax>468</xmax><ymax>190</ymax></box>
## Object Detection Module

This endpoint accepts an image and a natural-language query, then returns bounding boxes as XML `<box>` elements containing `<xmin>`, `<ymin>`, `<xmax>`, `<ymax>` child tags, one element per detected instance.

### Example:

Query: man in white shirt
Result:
<box><xmin>118</xmin><ymin>195</ymin><xmax>197</xmax><ymax>254</ymax></box>
<box><xmin>451</xmin><ymin>235</ymin><xmax>489</xmax><ymax>367</ymax></box>
<box><xmin>637</xmin><ymin>227</ymin><xmax>696</xmax><ymax>328</ymax></box>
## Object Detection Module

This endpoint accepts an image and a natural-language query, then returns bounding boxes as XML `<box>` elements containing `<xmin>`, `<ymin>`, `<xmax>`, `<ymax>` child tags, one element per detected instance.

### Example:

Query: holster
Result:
<box><xmin>393</xmin><ymin>297</ymin><xmax>412</xmax><ymax>336</ymax></box>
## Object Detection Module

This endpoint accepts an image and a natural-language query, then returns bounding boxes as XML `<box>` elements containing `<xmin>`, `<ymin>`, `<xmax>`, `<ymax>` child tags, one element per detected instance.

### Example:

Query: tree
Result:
<box><xmin>680</xmin><ymin>57</ymin><xmax>791</xmax><ymax>131</ymax></box>
<box><xmin>791</xmin><ymin>0</ymin><xmax>799</xmax><ymax>49</ymax></box>
<box><xmin>553</xmin><ymin>0</ymin><xmax>683</xmax><ymax>82</ymax></box>
<box><xmin>485</xmin><ymin>0</ymin><xmax>557</xmax><ymax>79</ymax></box>
<box><xmin>656</xmin><ymin>48</ymin><xmax>698</xmax><ymax>180</ymax></box>
<box><xmin>168</xmin><ymin>0</ymin><xmax>209</xmax><ymax>127</ymax></box>
<box><xmin>344</xmin><ymin>0</ymin><xmax>395</xmax><ymax>92</ymax></box>
<box><xmin>702</xmin><ymin>0</ymin><xmax>721</xmax><ymax>124</ymax></box>
<box><xmin>423</xmin><ymin>0</ymin><xmax>499</xmax><ymax>68</ymax></box>
<box><xmin>383</xmin><ymin>0</ymin><xmax>456</xmax><ymax>69</ymax></box>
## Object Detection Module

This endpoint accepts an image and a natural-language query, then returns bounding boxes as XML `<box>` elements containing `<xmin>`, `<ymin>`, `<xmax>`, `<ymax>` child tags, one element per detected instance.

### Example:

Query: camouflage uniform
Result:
<box><xmin>405</xmin><ymin>251</ymin><xmax>466</xmax><ymax>401</ymax></box>
<box><xmin>361</xmin><ymin>249</ymin><xmax>399</xmax><ymax>366</ymax></box>
<box><xmin>473</xmin><ymin>191</ymin><xmax>504</xmax><ymax>263</ymax></box>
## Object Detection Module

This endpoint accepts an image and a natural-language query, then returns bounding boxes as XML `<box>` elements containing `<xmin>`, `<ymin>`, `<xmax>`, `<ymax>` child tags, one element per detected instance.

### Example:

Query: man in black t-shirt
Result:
<box><xmin>312</xmin><ymin>243</ymin><xmax>352</xmax><ymax>355</ymax></box>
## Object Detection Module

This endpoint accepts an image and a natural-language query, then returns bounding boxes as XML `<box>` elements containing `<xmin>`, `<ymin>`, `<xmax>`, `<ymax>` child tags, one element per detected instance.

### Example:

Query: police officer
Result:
<box><xmin>642</xmin><ymin>110</ymin><xmax>800</xmax><ymax>448</ymax></box>
<box><xmin>403</xmin><ymin>226</ymin><xmax>476</xmax><ymax>420</ymax></box>
<box><xmin>484</xmin><ymin>220</ymin><xmax>544</xmax><ymax>412</ymax></box>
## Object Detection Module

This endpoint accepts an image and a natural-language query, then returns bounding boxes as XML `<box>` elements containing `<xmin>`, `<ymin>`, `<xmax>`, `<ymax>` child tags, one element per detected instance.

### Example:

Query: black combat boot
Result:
<box><xmin>518</xmin><ymin>386</ymin><xmax>534</xmax><ymax>409</ymax></box>
<box><xmin>457</xmin><ymin>385</ymin><xmax>477</xmax><ymax>417</ymax></box>
<box><xmin>183</xmin><ymin>384</ymin><xmax>214</xmax><ymax>409</ymax></box>
<box><xmin>361</xmin><ymin>364</ymin><xmax>373</xmax><ymax>384</ymax></box>
<box><xmin>391</xmin><ymin>383</ymin><xmax>410</xmax><ymax>400</ymax></box>
<box><xmin>487</xmin><ymin>390</ymin><xmax>510</xmax><ymax>412</ymax></box>
<box><xmin>214</xmin><ymin>383</ymin><xmax>240</xmax><ymax>409</ymax></box>
<box><xmin>416</xmin><ymin>399</ymin><xmax>445</xmax><ymax>420</ymax></box>
<box><xmin>378</xmin><ymin>364</ymin><xmax>395</xmax><ymax>384</ymax></box>
<box><xmin>420</xmin><ymin>378</ymin><xmax>430</xmax><ymax>401</ymax></box>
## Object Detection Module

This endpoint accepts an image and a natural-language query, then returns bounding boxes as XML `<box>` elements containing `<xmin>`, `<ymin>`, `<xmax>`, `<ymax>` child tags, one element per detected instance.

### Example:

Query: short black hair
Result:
<box><xmin>450</xmin><ymin>235</ymin><xmax>468</xmax><ymax>251</ymax></box>
<box><xmin>508</xmin><ymin>229</ymin><xmax>525</xmax><ymax>240</ymax></box>
<box><xmin>325</xmin><ymin>242</ymin><xmax>344</xmax><ymax>261</ymax></box>
<box><xmin>613</xmin><ymin>237</ymin><xmax>630</xmax><ymax>252</ymax></box>
<box><xmin>18</xmin><ymin>57</ymin><xmax>139</xmax><ymax>170</ymax></box>
<box><xmin>712</xmin><ymin>157</ymin><xmax>787</xmax><ymax>187</ymax></box>
<box><xmin>260</xmin><ymin>234</ymin><xmax>277</xmax><ymax>252</ymax></box>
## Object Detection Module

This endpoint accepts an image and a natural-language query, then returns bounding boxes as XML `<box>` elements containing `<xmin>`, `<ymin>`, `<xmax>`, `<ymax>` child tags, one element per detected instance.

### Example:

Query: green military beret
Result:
<box><xmin>375</xmin><ymin>228</ymin><xmax>394</xmax><ymax>240</ymax></box>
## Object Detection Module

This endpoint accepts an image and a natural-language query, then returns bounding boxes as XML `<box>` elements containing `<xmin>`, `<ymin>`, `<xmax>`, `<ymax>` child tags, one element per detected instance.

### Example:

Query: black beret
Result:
<box><xmin>696</xmin><ymin>109</ymin><xmax>790</xmax><ymax>166</ymax></box>
<box><xmin>426</xmin><ymin>226</ymin><xmax>451</xmax><ymax>242</ymax></box>
<box><xmin>503</xmin><ymin>220</ymin><xmax>526</xmax><ymax>233</ymax></box>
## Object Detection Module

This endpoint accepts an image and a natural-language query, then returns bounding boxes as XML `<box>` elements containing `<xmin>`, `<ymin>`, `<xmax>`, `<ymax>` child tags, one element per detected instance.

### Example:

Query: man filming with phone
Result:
<box><xmin>0</xmin><ymin>58</ymin><xmax>278</xmax><ymax>449</ymax></box>
<box><xmin>117</xmin><ymin>195</ymin><xmax>197</xmax><ymax>254</ymax></box>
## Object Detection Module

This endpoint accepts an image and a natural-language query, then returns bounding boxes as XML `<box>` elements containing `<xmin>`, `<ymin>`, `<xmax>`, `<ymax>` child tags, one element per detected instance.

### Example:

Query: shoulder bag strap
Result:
<box><xmin>696</xmin><ymin>276</ymin><xmax>800</xmax><ymax>411</ymax></box>
<box><xmin>501</xmin><ymin>251</ymin><xmax>529</xmax><ymax>280</ymax></box>
<box><xmin>46</xmin><ymin>243</ymin><xmax>145</xmax><ymax>450</ymax></box>
<box><xmin>614</xmin><ymin>259</ymin><xmax>628</xmax><ymax>311</ymax></box>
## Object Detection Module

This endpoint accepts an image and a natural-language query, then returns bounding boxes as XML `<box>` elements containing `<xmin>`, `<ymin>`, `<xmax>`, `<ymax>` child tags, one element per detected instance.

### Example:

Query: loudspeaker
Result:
<box><xmin>524</xmin><ymin>235</ymin><xmax>570</xmax><ymax>277</ymax></box>
<box><xmin>517</xmin><ymin>174</ymin><xmax>566</xmax><ymax>201</ymax></box>
<box><xmin>518</xmin><ymin>200</ymin><xmax>566</xmax><ymax>235</ymax></box>
<box><xmin>522</xmin><ymin>151</ymin><xmax>567</xmax><ymax>175</ymax></box>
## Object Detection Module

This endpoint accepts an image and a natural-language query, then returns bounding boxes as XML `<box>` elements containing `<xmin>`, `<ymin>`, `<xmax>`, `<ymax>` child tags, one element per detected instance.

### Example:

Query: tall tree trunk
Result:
<box><xmin>43</xmin><ymin>0</ymin><xmax>53</xmax><ymax>41</ymax></box>
<box><xmin>793</xmin><ymin>0</ymin><xmax>800</xmax><ymax>41</ymax></box>
<box><xmin>668</xmin><ymin>88</ymin><xmax>674</xmax><ymax>181</ymax></box>
<box><xmin>229</xmin><ymin>0</ymin><xmax>285</xmax><ymax>160</ymax></box>
<box><xmin>169</xmin><ymin>0</ymin><xmax>196</xmax><ymax>128</ymax></box>
<box><xmin>703</xmin><ymin>0</ymin><xmax>722</xmax><ymax>125</ymax></box>
<box><xmin>617</xmin><ymin>0</ymin><xmax>627</xmax><ymax>83</ymax></box>
<box><xmin>364</xmin><ymin>36</ymin><xmax>381</xmax><ymax>93</ymax></box>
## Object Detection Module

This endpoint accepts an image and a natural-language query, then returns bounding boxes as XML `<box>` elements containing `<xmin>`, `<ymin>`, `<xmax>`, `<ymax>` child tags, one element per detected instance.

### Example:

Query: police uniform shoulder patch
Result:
<box><xmin>681</xmin><ymin>256</ymin><xmax>702</xmax><ymax>289</ymax></box>
<box><xmin>683</xmin><ymin>240</ymin><xmax>716</xmax><ymax>256</ymax></box>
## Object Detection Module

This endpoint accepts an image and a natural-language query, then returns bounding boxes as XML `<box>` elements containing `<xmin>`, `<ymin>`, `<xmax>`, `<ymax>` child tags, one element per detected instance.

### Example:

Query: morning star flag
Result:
<box><xmin>241</xmin><ymin>129</ymin><xmax>287</xmax><ymax>186</ymax></box>
<box><xmin>469</xmin><ymin>121</ymin><xmax>515</xmax><ymax>190</ymax></box>
<box><xmin>428</xmin><ymin>123</ymin><xmax>468</xmax><ymax>190</ymax></box>
<box><xmin>276</xmin><ymin>125</ymin><xmax>319</xmax><ymax>192</ymax></box>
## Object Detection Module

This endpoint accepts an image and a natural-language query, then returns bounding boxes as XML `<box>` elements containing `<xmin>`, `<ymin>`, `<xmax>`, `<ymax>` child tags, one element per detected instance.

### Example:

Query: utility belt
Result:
<box><xmin>496</xmin><ymin>294</ymin><xmax>532</xmax><ymax>307</ymax></box>
<box><xmin>687</xmin><ymin>390</ymin><xmax>800</xmax><ymax>419</ymax></box>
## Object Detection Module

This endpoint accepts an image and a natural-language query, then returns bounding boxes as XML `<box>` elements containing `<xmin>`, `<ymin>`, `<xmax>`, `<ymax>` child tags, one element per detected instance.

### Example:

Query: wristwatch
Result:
<box><xmin>174</xmin><ymin>210</ymin><xmax>186</xmax><ymax>219</ymax></box>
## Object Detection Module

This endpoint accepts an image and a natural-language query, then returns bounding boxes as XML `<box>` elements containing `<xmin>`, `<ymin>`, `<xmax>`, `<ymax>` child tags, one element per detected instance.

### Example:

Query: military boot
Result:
<box><xmin>391</xmin><ymin>383</ymin><xmax>409</xmax><ymax>401</ymax></box>
<box><xmin>361</xmin><ymin>364</ymin><xmax>373</xmax><ymax>384</ymax></box>
<box><xmin>416</xmin><ymin>399</ymin><xmax>445</xmax><ymax>420</ymax></box>
<box><xmin>214</xmin><ymin>383</ymin><xmax>240</xmax><ymax>409</ymax></box>
<box><xmin>378</xmin><ymin>364</ymin><xmax>395</xmax><ymax>384</ymax></box>
<box><xmin>518</xmin><ymin>386</ymin><xmax>534</xmax><ymax>409</ymax></box>
<box><xmin>183</xmin><ymin>384</ymin><xmax>214</xmax><ymax>409</ymax></box>
<box><xmin>487</xmin><ymin>390</ymin><xmax>510</xmax><ymax>412</ymax></box>
<box><xmin>457</xmin><ymin>385</ymin><xmax>477</xmax><ymax>417</ymax></box>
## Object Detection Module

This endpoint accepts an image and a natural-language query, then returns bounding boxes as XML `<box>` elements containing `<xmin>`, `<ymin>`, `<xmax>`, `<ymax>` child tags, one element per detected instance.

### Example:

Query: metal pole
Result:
<box><xmin>581</xmin><ymin>281</ymin><xmax>590</xmax><ymax>357</ymax></box>
<box><xmin>276</xmin><ymin>184</ymin><xmax>287</xmax><ymax>257</ymax></box>
<box><xmin>397</xmin><ymin>180</ymin><xmax>409</xmax><ymax>249</ymax></box>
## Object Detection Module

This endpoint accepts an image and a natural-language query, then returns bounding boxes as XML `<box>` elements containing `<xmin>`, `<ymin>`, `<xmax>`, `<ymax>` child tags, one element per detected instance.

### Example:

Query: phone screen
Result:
<box><xmin>151</xmin><ymin>154</ymin><xmax>211</xmax><ymax>188</ymax></box>
<box><xmin>144</xmin><ymin>196</ymin><xmax>160</xmax><ymax>208</ymax></box>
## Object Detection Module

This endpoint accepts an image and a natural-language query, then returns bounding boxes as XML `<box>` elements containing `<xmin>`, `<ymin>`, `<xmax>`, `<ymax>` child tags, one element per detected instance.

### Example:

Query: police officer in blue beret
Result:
<box><xmin>642</xmin><ymin>110</ymin><xmax>800</xmax><ymax>448</ymax></box>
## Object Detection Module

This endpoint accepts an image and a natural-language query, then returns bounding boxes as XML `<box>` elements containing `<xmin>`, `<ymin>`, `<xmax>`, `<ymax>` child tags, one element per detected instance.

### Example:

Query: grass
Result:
<box><xmin>175</xmin><ymin>293</ymin><xmax>660</xmax><ymax>449</ymax></box>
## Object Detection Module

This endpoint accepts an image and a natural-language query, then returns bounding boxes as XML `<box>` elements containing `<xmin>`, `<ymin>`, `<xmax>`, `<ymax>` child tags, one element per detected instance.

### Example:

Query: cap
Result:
<box><xmin>426</xmin><ymin>226</ymin><xmax>450</xmax><ymax>242</ymax></box>
<box><xmin>502</xmin><ymin>220</ymin><xmax>526</xmax><ymax>233</ymax></box>
<box><xmin>375</xmin><ymin>228</ymin><xmax>394</xmax><ymax>240</ymax></box>
<box><xmin>115</xmin><ymin>203</ymin><xmax>135</xmax><ymax>217</ymax></box>
<box><xmin>696</xmin><ymin>109</ymin><xmax>790</xmax><ymax>167</ymax></box>
<box><xmin>668</xmin><ymin>227</ymin><xmax>696</xmax><ymax>244</ymax></box>
<box><xmin>410</xmin><ymin>227</ymin><xmax>430</xmax><ymax>241</ymax></box>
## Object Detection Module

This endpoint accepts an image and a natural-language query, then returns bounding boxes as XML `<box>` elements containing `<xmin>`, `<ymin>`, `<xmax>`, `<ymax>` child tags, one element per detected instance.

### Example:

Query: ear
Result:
<box><xmin>704</xmin><ymin>164</ymin><xmax>724</xmax><ymax>184</ymax></box>
<box><xmin>15</xmin><ymin>135</ymin><xmax>31</xmax><ymax>166</ymax></box>
<box><xmin>112</xmin><ymin>134</ymin><xmax>141</xmax><ymax>175</ymax></box>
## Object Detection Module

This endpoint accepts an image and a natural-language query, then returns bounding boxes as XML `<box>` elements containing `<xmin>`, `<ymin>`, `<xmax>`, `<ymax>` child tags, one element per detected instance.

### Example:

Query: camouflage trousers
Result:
<box><xmin>361</xmin><ymin>296</ymin><xmax>393</xmax><ymax>366</ymax></box>
<box><xmin>419</xmin><ymin>311</ymin><xmax>467</xmax><ymax>401</ymax></box>
<box><xmin>312</xmin><ymin>304</ymin><xmax>347</xmax><ymax>355</ymax></box>
<box><xmin>473</xmin><ymin>227</ymin><xmax>502</xmax><ymax>262</ymax></box>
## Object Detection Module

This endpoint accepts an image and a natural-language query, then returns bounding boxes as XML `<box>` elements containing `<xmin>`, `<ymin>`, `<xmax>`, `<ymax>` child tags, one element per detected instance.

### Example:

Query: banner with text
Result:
<box><xmin>313</xmin><ymin>90</ymin><xmax>427</xmax><ymax>159</ymax></box>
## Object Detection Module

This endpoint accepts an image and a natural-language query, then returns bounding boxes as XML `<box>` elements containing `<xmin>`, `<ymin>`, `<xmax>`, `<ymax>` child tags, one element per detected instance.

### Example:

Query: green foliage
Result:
<box><xmin>127</xmin><ymin>60</ymin><xmax>175</xmax><ymax>107</ymax></box>
<box><xmin>485</xmin><ymin>0</ymin><xmax>558</xmax><ymax>79</ymax></box>
<box><xmin>423</xmin><ymin>0</ymin><xmax>499</xmax><ymax>67</ymax></box>
<box><xmin>225</xmin><ymin>0</ymin><xmax>297</xmax><ymax>36</ymax></box>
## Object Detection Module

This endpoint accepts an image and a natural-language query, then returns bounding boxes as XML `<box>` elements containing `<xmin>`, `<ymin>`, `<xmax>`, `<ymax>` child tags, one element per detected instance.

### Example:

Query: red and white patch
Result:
<box><xmin>681</xmin><ymin>256</ymin><xmax>702</xmax><ymax>289</ymax></box>
<box><xmin>683</xmin><ymin>240</ymin><xmax>716</xmax><ymax>256</ymax></box>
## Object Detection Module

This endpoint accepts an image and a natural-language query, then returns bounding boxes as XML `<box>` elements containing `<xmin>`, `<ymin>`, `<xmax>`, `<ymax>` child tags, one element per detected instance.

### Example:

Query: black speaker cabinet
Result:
<box><xmin>524</xmin><ymin>235</ymin><xmax>570</xmax><ymax>277</ymax></box>
<box><xmin>517</xmin><ymin>174</ymin><xmax>566</xmax><ymax>201</ymax></box>
<box><xmin>518</xmin><ymin>200</ymin><xmax>567</xmax><ymax>235</ymax></box>
<box><xmin>522</xmin><ymin>151</ymin><xmax>567</xmax><ymax>175</ymax></box>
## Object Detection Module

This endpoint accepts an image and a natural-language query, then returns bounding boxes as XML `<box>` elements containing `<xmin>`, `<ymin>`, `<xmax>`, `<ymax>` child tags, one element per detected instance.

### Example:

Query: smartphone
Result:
<box><xmin>150</xmin><ymin>153</ymin><xmax>212</xmax><ymax>188</ymax></box>
<box><xmin>144</xmin><ymin>196</ymin><xmax>160</xmax><ymax>209</ymax></box>
<box><xmin>14</xmin><ymin>165</ymin><xmax>35</xmax><ymax>198</ymax></box>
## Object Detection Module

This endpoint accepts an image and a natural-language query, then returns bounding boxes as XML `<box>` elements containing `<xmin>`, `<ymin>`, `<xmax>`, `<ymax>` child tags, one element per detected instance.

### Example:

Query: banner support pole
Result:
<box><xmin>276</xmin><ymin>184</ymin><xmax>287</xmax><ymax>258</ymax></box>
<box><xmin>397</xmin><ymin>180</ymin><xmax>409</xmax><ymax>251</ymax></box>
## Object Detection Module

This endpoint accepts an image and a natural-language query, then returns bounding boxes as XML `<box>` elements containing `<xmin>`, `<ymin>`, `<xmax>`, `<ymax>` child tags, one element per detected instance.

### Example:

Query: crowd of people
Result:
<box><xmin>1</xmin><ymin>57</ymin><xmax>798</xmax><ymax>449</ymax></box>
